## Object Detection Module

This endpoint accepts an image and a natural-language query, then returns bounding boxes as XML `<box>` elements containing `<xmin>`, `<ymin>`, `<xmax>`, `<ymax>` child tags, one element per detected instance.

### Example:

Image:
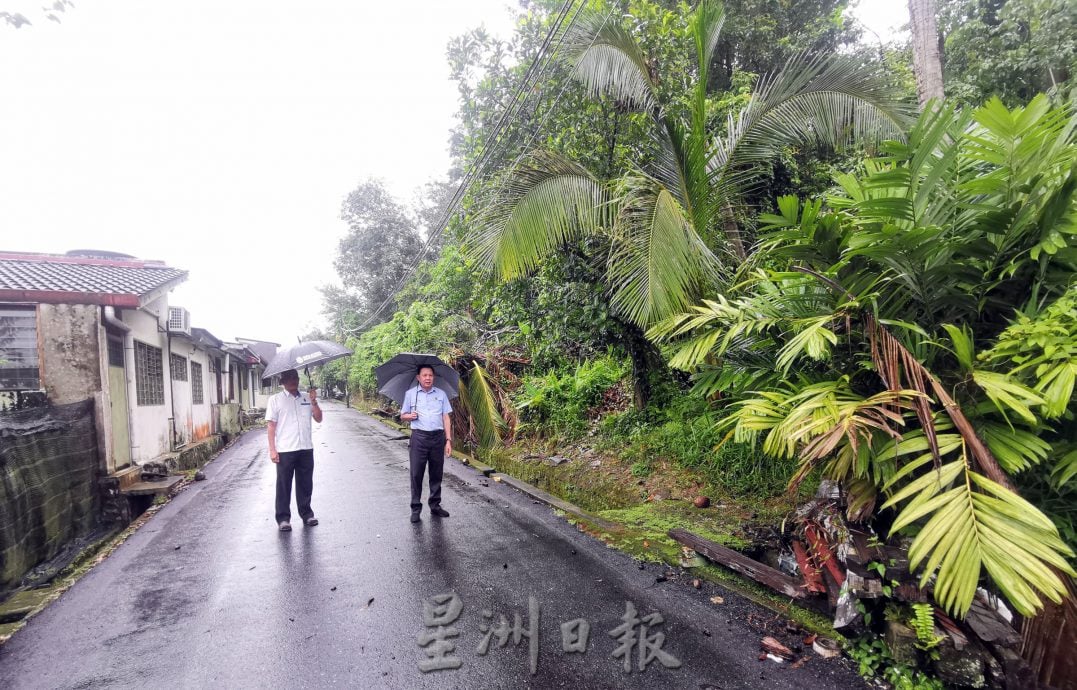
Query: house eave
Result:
<box><xmin>0</xmin><ymin>290</ymin><xmax>143</xmax><ymax>307</ymax></box>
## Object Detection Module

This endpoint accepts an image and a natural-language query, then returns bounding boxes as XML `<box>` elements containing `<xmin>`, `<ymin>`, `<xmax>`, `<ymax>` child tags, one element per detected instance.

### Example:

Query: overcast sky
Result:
<box><xmin>0</xmin><ymin>0</ymin><xmax>908</xmax><ymax>347</ymax></box>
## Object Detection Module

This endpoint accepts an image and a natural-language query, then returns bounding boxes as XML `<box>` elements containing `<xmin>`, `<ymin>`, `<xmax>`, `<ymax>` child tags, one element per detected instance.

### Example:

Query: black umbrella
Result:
<box><xmin>262</xmin><ymin>340</ymin><xmax>353</xmax><ymax>381</ymax></box>
<box><xmin>374</xmin><ymin>353</ymin><xmax>459</xmax><ymax>406</ymax></box>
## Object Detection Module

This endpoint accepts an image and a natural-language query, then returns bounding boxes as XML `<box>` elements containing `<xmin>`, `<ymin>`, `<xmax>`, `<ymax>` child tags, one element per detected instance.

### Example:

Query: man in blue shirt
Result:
<box><xmin>400</xmin><ymin>364</ymin><xmax>453</xmax><ymax>523</ymax></box>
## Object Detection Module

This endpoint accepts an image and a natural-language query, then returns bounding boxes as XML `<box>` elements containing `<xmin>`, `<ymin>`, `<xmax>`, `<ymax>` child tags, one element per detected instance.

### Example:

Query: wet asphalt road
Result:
<box><xmin>0</xmin><ymin>402</ymin><xmax>866</xmax><ymax>689</ymax></box>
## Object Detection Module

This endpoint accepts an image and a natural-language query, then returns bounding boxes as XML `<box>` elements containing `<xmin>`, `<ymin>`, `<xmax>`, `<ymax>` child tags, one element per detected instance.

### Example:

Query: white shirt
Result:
<box><xmin>265</xmin><ymin>389</ymin><xmax>315</xmax><ymax>452</ymax></box>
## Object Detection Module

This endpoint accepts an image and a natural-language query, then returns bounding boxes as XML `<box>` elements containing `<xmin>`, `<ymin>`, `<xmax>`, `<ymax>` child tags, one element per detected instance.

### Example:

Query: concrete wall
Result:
<box><xmin>188</xmin><ymin>348</ymin><xmax>214</xmax><ymax>442</ymax></box>
<box><xmin>253</xmin><ymin>367</ymin><xmax>274</xmax><ymax>409</ymax></box>
<box><xmin>168</xmin><ymin>344</ymin><xmax>193</xmax><ymax>448</ymax></box>
<box><xmin>37</xmin><ymin>304</ymin><xmax>101</xmax><ymax>405</ymax></box>
<box><xmin>165</xmin><ymin>338</ymin><xmax>215</xmax><ymax>444</ymax></box>
<box><xmin>121</xmin><ymin>299</ymin><xmax>171</xmax><ymax>464</ymax></box>
<box><xmin>215</xmin><ymin>402</ymin><xmax>241</xmax><ymax>435</ymax></box>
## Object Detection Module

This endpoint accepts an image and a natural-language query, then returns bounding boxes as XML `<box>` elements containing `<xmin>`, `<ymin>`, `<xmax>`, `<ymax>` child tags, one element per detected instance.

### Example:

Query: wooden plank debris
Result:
<box><xmin>792</xmin><ymin>540</ymin><xmax>826</xmax><ymax>594</ymax></box>
<box><xmin>804</xmin><ymin>525</ymin><xmax>845</xmax><ymax>587</ymax></box>
<box><xmin>668</xmin><ymin>529</ymin><xmax>806</xmax><ymax>600</ymax></box>
<box><xmin>761</xmin><ymin>636</ymin><xmax>795</xmax><ymax>660</ymax></box>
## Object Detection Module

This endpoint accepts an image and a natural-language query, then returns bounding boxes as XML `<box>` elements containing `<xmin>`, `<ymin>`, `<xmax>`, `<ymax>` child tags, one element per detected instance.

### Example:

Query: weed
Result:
<box><xmin>847</xmin><ymin>634</ymin><xmax>944</xmax><ymax>690</ymax></box>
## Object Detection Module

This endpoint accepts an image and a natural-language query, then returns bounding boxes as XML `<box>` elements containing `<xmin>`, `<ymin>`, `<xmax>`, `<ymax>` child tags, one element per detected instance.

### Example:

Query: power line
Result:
<box><xmin>343</xmin><ymin>0</ymin><xmax>586</xmax><ymax>336</ymax></box>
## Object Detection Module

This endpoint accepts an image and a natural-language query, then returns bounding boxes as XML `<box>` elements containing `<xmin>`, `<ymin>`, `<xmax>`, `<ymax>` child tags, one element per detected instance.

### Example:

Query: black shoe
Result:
<box><xmin>410</xmin><ymin>512</ymin><xmax>421</xmax><ymax>523</ymax></box>
<box><xmin>430</xmin><ymin>507</ymin><xmax>450</xmax><ymax>518</ymax></box>
<box><xmin>304</xmin><ymin>517</ymin><xmax>319</xmax><ymax>527</ymax></box>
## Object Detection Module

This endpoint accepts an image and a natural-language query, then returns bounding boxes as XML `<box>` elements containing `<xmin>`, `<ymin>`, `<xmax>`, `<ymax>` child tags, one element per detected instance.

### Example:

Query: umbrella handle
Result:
<box><xmin>305</xmin><ymin>366</ymin><xmax>314</xmax><ymax>390</ymax></box>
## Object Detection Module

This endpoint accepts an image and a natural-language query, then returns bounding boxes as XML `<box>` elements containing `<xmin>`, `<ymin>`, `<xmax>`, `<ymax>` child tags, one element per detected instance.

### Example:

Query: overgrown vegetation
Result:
<box><xmin>317</xmin><ymin>0</ymin><xmax>1077</xmax><ymax>685</ymax></box>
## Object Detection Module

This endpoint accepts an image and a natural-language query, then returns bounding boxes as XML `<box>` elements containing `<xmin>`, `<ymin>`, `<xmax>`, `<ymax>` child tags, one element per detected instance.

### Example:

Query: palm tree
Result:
<box><xmin>469</xmin><ymin>0</ymin><xmax>910</xmax><ymax>329</ymax></box>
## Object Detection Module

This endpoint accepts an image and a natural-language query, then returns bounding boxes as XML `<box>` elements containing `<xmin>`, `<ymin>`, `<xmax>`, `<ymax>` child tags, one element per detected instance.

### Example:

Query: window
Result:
<box><xmin>107</xmin><ymin>338</ymin><xmax>125</xmax><ymax>368</ymax></box>
<box><xmin>135</xmin><ymin>341</ymin><xmax>164</xmax><ymax>405</ymax></box>
<box><xmin>191</xmin><ymin>361</ymin><xmax>204</xmax><ymax>405</ymax></box>
<box><xmin>170</xmin><ymin>353</ymin><xmax>188</xmax><ymax>381</ymax></box>
<box><xmin>0</xmin><ymin>305</ymin><xmax>39</xmax><ymax>390</ymax></box>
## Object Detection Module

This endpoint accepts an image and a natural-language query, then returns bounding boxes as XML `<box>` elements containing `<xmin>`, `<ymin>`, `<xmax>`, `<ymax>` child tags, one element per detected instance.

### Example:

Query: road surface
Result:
<box><xmin>0</xmin><ymin>402</ymin><xmax>866</xmax><ymax>689</ymax></box>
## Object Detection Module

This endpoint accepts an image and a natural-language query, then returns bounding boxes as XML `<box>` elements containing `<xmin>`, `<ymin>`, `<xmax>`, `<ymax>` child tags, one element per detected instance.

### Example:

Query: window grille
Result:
<box><xmin>191</xmin><ymin>361</ymin><xmax>204</xmax><ymax>405</ymax></box>
<box><xmin>170</xmin><ymin>353</ymin><xmax>188</xmax><ymax>381</ymax></box>
<box><xmin>0</xmin><ymin>306</ymin><xmax>39</xmax><ymax>390</ymax></box>
<box><xmin>135</xmin><ymin>341</ymin><xmax>164</xmax><ymax>405</ymax></box>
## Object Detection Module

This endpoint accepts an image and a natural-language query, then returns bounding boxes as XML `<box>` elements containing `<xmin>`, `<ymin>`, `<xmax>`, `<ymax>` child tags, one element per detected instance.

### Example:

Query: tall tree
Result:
<box><xmin>328</xmin><ymin>179</ymin><xmax>422</xmax><ymax>327</ymax></box>
<box><xmin>908</xmin><ymin>0</ymin><xmax>945</xmax><ymax>105</ymax></box>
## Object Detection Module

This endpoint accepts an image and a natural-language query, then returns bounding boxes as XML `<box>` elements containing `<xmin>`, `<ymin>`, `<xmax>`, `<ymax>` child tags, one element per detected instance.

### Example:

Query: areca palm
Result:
<box><xmin>469</xmin><ymin>0</ymin><xmax>909</xmax><ymax>328</ymax></box>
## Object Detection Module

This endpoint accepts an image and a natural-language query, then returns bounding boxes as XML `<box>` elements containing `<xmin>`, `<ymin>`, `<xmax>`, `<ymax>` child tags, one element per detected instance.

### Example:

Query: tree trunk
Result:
<box><xmin>907</xmin><ymin>0</ymin><xmax>945</xmax><ymax>107</ymax></box>
<box><xmin>621</xmin><ymin>322</ymin><xmax>662</xmax><ymax>410</ymax></box>
<box><xmin>721</xmin><ymin>202</ymin><xmax>747</xmax><ymax>261</ymax></box>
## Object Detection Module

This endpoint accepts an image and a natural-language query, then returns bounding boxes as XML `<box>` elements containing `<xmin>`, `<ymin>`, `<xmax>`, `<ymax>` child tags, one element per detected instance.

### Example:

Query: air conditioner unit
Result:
<box><xmin>167</xmin><ymin>306</ymin><xmax>191</xmax><ymax>335</ymax></box>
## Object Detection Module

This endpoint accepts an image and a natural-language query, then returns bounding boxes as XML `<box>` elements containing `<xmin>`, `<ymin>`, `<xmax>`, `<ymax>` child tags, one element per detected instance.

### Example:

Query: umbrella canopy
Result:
<box><xmin>262</xmin><ymin>340</ymin><xmax>353</xmax><ymax>380</ymax></box>
<box><xmin>374</xmin><ymin>353</ymin><xmax>459</xmax><ymax>406</ymax></box>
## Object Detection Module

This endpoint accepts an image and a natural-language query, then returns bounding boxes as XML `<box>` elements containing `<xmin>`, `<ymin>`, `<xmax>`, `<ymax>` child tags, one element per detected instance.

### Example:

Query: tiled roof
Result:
<box><xmin>0</xmin><ymin>252</ymin><xmax>188</xmax><ymax>307</ymax></box>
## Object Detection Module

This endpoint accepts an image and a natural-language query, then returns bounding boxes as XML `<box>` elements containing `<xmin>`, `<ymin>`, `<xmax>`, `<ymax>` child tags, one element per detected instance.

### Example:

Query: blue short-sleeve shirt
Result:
<box><xmin>401</xmin><ymin>386</ymin><xmax>453</xmax><ymax>431</ymax></box>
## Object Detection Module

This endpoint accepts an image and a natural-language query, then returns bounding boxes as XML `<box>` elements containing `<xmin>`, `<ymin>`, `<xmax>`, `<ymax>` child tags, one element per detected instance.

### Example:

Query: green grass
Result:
<box><xmin>483</xmin><ymin>449</ymin><xmax>639</xmax><ymax>512</ymax></box>
<box><xmin>598</xmin><ymin>500</ymin><xmax>752</xmax><ymax>552</ymax></box>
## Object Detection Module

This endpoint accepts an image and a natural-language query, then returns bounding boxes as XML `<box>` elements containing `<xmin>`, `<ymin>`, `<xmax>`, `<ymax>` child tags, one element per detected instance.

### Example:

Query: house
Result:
<box><xmin>0</xmin><ymin>250</ymin><xmax>271</xmax><ymax>473</ymax></box>
<box><xmin>0</xmin><ymin>249</ymin><xmax>284</xmax><ymax>591</ymax></box>
<box><xmin>236</xmin><ymin>337</ymin><xmax>280</xmax><ymax>408</ymax></box>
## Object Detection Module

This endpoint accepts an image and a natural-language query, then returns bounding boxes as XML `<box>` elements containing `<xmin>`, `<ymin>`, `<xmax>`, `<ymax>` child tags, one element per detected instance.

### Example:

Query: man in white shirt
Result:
<box><xmin>400</xmin><ymin>365</ymin><xmax>453</xmax><ymax>523</ymax></box>
<box><xmin>266</xmin><ymin>369</ymin><xmax>323</xmax><ymax>531</ymax></box>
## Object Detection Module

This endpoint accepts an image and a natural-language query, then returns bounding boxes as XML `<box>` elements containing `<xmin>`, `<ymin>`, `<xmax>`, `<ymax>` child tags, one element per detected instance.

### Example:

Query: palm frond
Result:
<box><xmin>470</xmin><ymin>151</ymin><xmax>606</xmax><ymax>279</ymax></box>
<box><xmin>458</xmin><ymin>362</ymin><xmax>507</xmax><ymax>449</ymax></box>
<box><xmin>971</xmin><ymin>369</ymin><xmax>1046</xmax><ymax>427</ymax></box>
<box><xmin>882</xmin><ymin>459</ymin><xmax>1076</xmax><ymax>617</ymax></box>
<box><xmin>977</xmin><ymin>420</ymin><xmax>1052</xmax><ymax>474</ymax></box>
<box><xmin>1054</xmin><ymin>448</ymin><xmax>1077</xmax><ymax>487</ymax></box>
<box><xmin>712</xmin><ymin>52</ymin><xmax>912</xmax><ymax>200</ymax></box>
<box><xmin>565</xmin><ymin>10</ymin><xmax>657</xmax><ymax>112</ymax></box>
<box><xmin>691</xmin><ymin>0</ymin><xmax>725</xmax><ymax>80</ymax></box>
<box><xmin>605</xmin><ymin>174</ymin><xmax>723</xmax><ymax>326</ymax></box>
<box><xmin>718</xmin><ymin>378</ymin><xmax>914</xmax><ymax>467</ymax></box>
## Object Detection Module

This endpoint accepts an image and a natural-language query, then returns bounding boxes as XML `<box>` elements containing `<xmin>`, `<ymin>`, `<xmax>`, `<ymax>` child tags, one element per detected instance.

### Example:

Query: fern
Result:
<box><xmin>909</xmin><ymin>603</ymin><xmax>942</xmax><ymax>650</ymax></box>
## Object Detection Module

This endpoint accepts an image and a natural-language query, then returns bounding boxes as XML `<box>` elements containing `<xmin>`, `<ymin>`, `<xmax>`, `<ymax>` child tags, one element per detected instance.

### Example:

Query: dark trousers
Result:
<box><xmin>276</xmin><ymin>448</ymin><xmax>314</xmax><ymax>523</ymax></box>
<box><xmin>410</xmin><ymin>429</ymin><xmax>445</xmax><ymax>512</ymax></box>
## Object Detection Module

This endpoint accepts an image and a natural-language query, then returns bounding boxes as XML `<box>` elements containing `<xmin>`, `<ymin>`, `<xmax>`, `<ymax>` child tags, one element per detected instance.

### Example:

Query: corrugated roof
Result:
<box><xmin>236</xmin><ymin>338</ymin><xmax>278</xmax><ymax>364</ymax></box>
<box><xmin>0</xmin><ymin>252</ymin><xmax>188</xmax><ymax>306</ymax></box>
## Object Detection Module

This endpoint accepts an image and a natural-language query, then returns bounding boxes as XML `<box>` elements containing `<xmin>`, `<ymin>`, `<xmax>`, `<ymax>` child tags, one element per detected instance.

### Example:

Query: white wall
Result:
<box><xmin>168</xmin><ymin>340</ymin><xmax>193</xmax><ymax>448</ymax></box>
<box><xmin>121</xmin><ymin>297</ymin><xmax>171</xmax><ymax>464</ymax></box>
<box><xmin>188</xmin><ymin>348</ymin><xmax>214</xmax><ymax>442</ymax></box>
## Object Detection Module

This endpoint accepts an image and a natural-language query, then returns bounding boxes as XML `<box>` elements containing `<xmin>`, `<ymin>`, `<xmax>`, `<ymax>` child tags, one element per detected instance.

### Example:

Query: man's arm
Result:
<box><xmin>267</xmin><ymin>421</ymin><xmax>279</xmax><ymax>463</ymax></box>
<box><xmin>400</xmin><ymin>389</ymin><xmax>417</xmax><ymax>422</ymax></box>
<box><xmin>309</xmin><ymin>388</ymin><xmax>323</xmax><ymax>423</ymax></box>
<box><xmin>443</xmin><ymin>412</ymin><xmax>452</xmax><ymax>455</ymax></box>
